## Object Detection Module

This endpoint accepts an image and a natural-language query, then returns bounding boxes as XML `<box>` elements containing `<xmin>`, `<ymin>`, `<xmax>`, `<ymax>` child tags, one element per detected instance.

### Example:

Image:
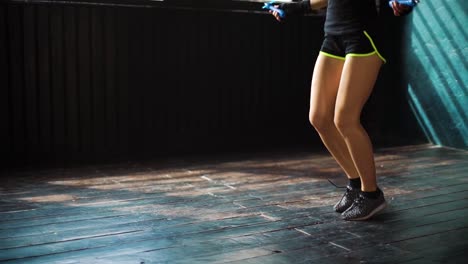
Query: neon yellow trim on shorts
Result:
<box><xmin>363</xmin><ymin>31</ymin><xmax>387</xmax><ymax>63</ymax></box>
<box><xmin>320</xmin><ymin>51</ymin><xmax>346</xmax><ymax>61</ymax></box>
<box><xmin>346</xmin><ymin>51</ymin><xmax>377</xmax><ymax>58</ymax></box>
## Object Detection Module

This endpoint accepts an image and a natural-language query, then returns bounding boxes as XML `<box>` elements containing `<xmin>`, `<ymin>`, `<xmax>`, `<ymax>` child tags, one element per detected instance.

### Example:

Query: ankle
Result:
<box><xmin>361</xmin><ymin>188</ymin><xmax>382</xmax><ymax>199</ymax></box>
<box><xmin>348</xmin><ymin>177</ymin><xmax>361</xmax><ymax>189</ymax></box>
<box><xmin>361</xmin><ymin>186</ymin><xmax>378</xmax><ymax>192</ymax></box>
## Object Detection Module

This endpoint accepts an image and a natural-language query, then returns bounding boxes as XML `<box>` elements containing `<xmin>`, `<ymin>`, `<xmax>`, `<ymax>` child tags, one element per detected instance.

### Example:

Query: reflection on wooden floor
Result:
<box><xmin>0</xmin><ymin>144</ymin><xmax>467</xmax><ymax>263</ymax></box>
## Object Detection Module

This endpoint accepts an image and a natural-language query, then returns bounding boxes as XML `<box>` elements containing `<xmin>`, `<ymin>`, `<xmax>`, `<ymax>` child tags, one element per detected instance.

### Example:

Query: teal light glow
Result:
<box><xmin>404</xmin><ymin>0</ymin><xmax>468</xmax><ymax>149</ymax></box>
<box><xmin>407</xmin><ymin>84</ymin><xmax>442</xmax><ymax>145</ymax></box>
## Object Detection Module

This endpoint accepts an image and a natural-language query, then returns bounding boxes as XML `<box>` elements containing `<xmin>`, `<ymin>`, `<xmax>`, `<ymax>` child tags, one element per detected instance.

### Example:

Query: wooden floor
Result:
<box><xmin>0</xmin><ymin>144</ymin><xmax>467</xmax><ymax>264</ymax></box>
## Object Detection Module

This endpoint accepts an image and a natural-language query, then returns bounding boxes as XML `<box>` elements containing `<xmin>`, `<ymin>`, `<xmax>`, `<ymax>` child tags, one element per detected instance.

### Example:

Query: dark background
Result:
<box><xmin>0</xmin><ymin>0</ymin><xmax>426</xmax><ymax>169</ymax></box>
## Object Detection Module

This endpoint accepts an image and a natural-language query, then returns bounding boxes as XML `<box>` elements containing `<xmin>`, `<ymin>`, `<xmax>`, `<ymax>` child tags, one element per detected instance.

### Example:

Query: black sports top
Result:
<box><xmin>324</xmin><ymin>0</ymin><xmax>379</xmax><ymax>35</ymax></box>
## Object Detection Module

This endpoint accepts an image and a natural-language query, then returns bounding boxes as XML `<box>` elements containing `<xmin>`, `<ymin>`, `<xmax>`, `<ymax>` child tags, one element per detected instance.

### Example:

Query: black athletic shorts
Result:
<box><xmin>320</xmin><ymin>30</ymin><xmax>386</xmax><ymax>63</ymax></box>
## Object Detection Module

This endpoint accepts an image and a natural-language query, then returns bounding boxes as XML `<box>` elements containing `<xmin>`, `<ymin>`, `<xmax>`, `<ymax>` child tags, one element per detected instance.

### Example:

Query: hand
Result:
<box><xmin>269</xmin><ymin>5</ymin><xmax>283</xmax><ymax>22</ymax></box>
<box><xmin>391</xmin><ymin>1</ymin><xmax>413</xmax><ymax>16</ymax></box>
<box><xmin>266</xmin><ymin>1</ymin><xmax>313</xmax><ymax>22</ymax></box>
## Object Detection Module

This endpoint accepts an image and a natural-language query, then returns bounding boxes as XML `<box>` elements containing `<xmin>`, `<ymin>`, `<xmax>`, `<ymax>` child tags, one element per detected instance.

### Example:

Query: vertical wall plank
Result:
<box><xmin>146</xmin><ymin>8</ymin><xmax>158</xmax><ymax>149</ymax></box>
<box><xmin>36</xmin><ymin>5</ymin><xmax>52</xmax><ymax>156</ymax></box>
<box><xmin>63</xmin><ymin>6</ymin><xmax>80</xmax><ymax>157</ymax></box>
<box><xmin>138</xmin><ymin>8</ymin><xmax>151</xmax><ymax>153</ymax></box>
<box><xmin>0</xmin><ymin>5</ymin><xmax>11</xmax><ymax>166</ymax></box>
<box><xmin>90</xmin><ymin>7</ymin><xmax>106</xmax><ymax>156</ymax></box>
<box><xmin>128</xmin><ymin>8</ymin><xmax>146</xmax><ymax>154</ymax></box>
<box><xmin>23</xmin><ymin>5</ymin><xmax>39</xmax><ymax>161</ymax></box>
<box><xmin>7</xmin><ymin>5</ymin><xmax>26</xmax><ymax>159</ymax></box>
<box><xmin>115</xmin><ymin>6</ymin><xmax>130</xmax><ymax>156</ymax></box>
<box><xmin>77</xmin><ymin>6</ymin><xmax>93</xmax><ymax>156</ymax></box>
<box><xmin>126</xmin><ymin>8</ymin><xmax>139</xmax><ymax>154</ymax></box>
<box><xmin>150</xmin><ymin>8</ymin><xmax>169</xmax><ymax>150</ymax></box>
<box><xmin>103</xmin><ymin>7</ymin><xmax>118</xmax><ymax>155</ymax></box>
<box><xmin>49</xmin><ymin>5</ymin><xmax>66</xmax><ymax>163</ymax></box>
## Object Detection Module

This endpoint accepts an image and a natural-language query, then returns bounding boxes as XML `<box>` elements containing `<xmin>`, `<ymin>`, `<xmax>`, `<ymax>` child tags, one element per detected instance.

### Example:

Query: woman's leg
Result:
<box><xmin>334</xmin><ymin>54</ymin><xmax>383</xmax><ymax>192</ymax></box>
<box><xmin>309</xmin><ymin>53</ymin><xmax>360</xmax><ymax>180</ymax></box>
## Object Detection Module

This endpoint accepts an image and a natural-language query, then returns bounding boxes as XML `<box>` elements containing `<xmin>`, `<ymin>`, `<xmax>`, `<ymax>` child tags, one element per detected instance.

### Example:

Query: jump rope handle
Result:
<box><xmin>262</xmin><ymin>1</ymin><xmax>286</xmax><ymax>18</ymax></box>
<box><xmin>388</xmin><ymin>0</ymin><xmax>420</xmax><ymax>8</ymax></box>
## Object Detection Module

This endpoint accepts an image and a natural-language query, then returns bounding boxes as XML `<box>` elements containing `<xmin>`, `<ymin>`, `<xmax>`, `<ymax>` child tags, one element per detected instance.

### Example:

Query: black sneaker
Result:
<box><xmin>333</xmin><ymin>185</ymin><xmax>360</xmax><ymax>213</ymax></box>
<box><xmin>341</xmin><ymin>189</ymin><xmax>387</xmax><ymax>221</ymax></box>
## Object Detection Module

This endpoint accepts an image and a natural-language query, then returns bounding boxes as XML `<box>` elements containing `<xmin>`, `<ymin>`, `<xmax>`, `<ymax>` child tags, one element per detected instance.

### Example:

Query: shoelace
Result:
<box><xmin>327</xmin><ymin>178</ymin><xmax>347</xmax><ymax>189</ymax></box>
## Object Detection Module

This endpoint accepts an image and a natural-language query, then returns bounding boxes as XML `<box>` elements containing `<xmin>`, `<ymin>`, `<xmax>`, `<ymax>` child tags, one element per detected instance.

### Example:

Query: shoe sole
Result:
<box><xmin>344</xmin><ymin>201</ymin><xmax>388</xmax><ymax>221</ymax></box>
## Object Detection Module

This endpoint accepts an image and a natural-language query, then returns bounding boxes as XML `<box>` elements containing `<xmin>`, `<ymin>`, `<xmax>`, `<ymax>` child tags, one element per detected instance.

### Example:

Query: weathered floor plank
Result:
<box><xmin>0</xmin><ymin>144</ymin><xmax>467</xmax><ymax>263</ymax></box>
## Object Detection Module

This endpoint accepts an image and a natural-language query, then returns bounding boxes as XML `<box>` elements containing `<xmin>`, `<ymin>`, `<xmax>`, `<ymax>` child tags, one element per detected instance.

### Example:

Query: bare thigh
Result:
<box><xmin>335</xmin><ymin>55</ymin><xmax>383</xmax><ymax>125</ymax></box>
<box><xmin>309</xmin><ymin>54</ymin><xmax>344</xmax><ymax>125</ymax></box>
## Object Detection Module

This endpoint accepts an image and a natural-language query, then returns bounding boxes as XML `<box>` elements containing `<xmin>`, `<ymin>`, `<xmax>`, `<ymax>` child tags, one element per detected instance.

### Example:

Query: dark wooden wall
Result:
<box><xmin>0</xmin><ymin>0</ymin><xmax>425</xmax><ymax>169</ymax></box>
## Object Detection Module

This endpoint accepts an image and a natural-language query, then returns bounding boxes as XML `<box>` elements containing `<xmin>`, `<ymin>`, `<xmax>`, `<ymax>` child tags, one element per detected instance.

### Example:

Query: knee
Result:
<box><xmin>309</xmin><ymin>111</ymin><xmax>334</xmax><ymax>132</ymax></box>
<box><xmin>334</xmin><ymin>115</ymin><xmax>359</xmax><ymax>137</ymax></box>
